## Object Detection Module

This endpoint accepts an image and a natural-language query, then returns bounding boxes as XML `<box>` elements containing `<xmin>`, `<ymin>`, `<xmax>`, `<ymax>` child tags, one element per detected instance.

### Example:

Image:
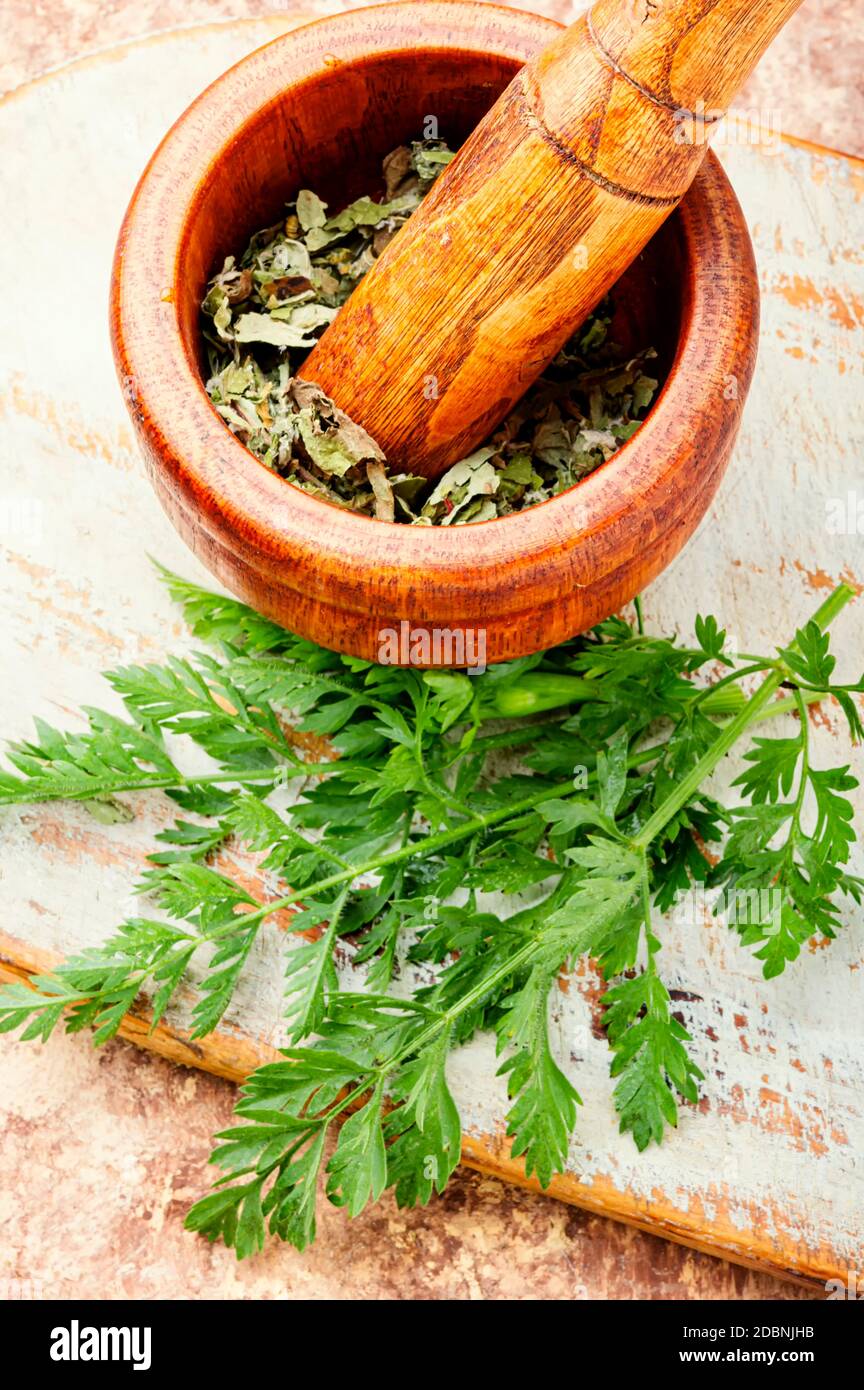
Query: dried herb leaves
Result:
<box><xmin>201</xmin><ymin>138</ymin><xmax>659</xmax><ymax>524</ymax></box>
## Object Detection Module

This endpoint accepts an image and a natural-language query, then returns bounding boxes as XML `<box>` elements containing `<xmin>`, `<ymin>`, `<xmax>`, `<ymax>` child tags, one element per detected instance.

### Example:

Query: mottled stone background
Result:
<box><xmin>0</xmin><ymin>0</ymin><xmax>859</xmax><ymax>1301</ymax></box>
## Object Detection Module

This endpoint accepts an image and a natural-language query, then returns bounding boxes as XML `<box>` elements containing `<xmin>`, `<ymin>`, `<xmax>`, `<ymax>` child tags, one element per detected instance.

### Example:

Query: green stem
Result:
<box><xmin>690</xmin><ymin>661</ymin><xmax>775</xmax><ymax>708</ymax></box>
<box><xmin>0</xmin><ymin>764</ymin><xmax>338</xmax><ymax>809</ymax></box>
<box><xmin>633</xmin><ymin>595</ymin><xmax>645</xmax><ymax>636</ymax></box>
<box><xmin>632</xmin><ymin>672</ymin><xmax>785</xmax><ymax>849</ymax></box>
<box><xmin>315</xmin><ymin>921</ymin><xmax>594</xmax><ymax>1134</ymax></box>
<box><xmin>479</xmin><ymin>663</ymin><xmax>787</xmax><ymax>724</ymax></box>
<box><xmin>786</xmin><ymin>687</ymin><xmax>811</xmax><ymax>857</ymax></box>
<box><xmin>445</xmin><ymin>685</ymin><xmax>824</xmax><ymax>766</ymax></box>
<box><xmin>245</xmin><ymin>932</ymin><xmax>551</xmax><ymax>1167</ymax></box>
<box><xmin>486</xmin><ymin>674</ymin><xmax>601</xmax><ymax>719</ymax></box>
<box><xmin>639</xmin><ymin>854</ymin><xmax>656</xmax><ymax>975</ymax></box>
<box><xmin>378</xmin><ymin>937</ymin><xmax>543</xmax><ymax>1066</ymax></box>
<box><xmin>753</xmin><ymin>689</ymin><xmax>823</xmax><ymax>722</ymax></box>
<box><xmin>632</xmin><ymin>584</ymin><xmax>855</xmax><ymax>851</ymax></box>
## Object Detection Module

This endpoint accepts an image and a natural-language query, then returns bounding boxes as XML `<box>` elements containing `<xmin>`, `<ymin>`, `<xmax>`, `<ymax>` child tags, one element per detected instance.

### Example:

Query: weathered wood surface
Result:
<box><xmin>0</xmin><ymin>16</ymin><xmax>862</xmax><ymax>1288</ymax></box>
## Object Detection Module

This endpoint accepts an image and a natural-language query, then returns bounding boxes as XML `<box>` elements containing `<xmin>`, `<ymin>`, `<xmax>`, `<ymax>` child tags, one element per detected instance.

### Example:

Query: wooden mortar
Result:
<box><xmin>111</xmin><ymin>1</ymin><xmax>759</xmax><ymax>665</ymax></box>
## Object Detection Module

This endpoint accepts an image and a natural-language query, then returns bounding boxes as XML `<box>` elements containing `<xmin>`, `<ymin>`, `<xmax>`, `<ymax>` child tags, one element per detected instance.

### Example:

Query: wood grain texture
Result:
<box><xmin>111</xmin><ymin>2</ymin><xmax>759</xmax><ymax>664</ymax></box>
<box><xmin>303</xmin><ymin>0</ymin><xmax>803</xmax><ymax>476</ymax></box>
<box><xmin>1</xmin><ymin>13</ymin><xmax>862</xmax><ymax>1296</ymax></box>
<box><xmin>590</xmin><ymin>0</ymin><xmax>804</xmax><ymax>112</ymax></box>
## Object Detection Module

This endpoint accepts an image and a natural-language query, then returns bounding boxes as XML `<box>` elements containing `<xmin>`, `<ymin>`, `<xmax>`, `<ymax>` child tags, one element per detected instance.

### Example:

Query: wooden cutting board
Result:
<box><xmin>0</xmin><ymin>14</ymin><xmax>862</xmax><ymax>1290</ymax></box>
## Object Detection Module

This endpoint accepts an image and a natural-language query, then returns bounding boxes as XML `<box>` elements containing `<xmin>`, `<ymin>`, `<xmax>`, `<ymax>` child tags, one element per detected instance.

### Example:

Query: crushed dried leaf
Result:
<box><xmin>201</xmin><ymin>137</ymin><xmax>660</xmax><ymax>524</ymax></box>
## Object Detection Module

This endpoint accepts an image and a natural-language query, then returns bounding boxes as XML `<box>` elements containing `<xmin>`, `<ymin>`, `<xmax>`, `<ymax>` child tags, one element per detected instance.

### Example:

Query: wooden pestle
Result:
<box><xmin>298</xmin><ymin>0</ymin><xmax>802</xmax><ymax>479</ymax></box>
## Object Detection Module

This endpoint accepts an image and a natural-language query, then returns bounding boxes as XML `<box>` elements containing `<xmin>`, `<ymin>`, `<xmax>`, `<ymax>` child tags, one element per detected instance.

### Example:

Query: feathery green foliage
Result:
<box><xmin>0</xmin><ymin>567</ymin><xmax>860</xmax><ymax>1257</ymax></box>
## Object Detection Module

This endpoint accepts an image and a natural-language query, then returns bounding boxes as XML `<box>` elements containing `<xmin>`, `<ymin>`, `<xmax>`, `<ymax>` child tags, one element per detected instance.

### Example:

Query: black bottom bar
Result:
<box><xmin>1</xmin><ymin>1288</ymin><xmax>859</xmax><ymax>1373</ymax></box>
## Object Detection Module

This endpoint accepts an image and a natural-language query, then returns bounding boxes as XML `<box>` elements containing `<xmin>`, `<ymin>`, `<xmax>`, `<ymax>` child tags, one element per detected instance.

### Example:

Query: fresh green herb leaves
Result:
<box><xmin>709</xmin><ymin>689</ymin><xmax>863</xmax><ymax>978</ymax></box>
<box><xmin>0</xmin><ymin>570</ymin><xmax>861</xmax><ymax>1257</ymax></box>
<box><xmin>604</xmin><ymin>970</ymin><xmax>703</xmax><ymax>1150</ymax></box>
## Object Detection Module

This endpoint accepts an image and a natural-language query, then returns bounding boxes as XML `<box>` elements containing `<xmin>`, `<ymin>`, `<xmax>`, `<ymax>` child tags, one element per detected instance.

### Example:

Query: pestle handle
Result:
<box><xmin>299</xmin><ymin>0</ymin><xmax>803</xmax><ymax>480</ymax></box>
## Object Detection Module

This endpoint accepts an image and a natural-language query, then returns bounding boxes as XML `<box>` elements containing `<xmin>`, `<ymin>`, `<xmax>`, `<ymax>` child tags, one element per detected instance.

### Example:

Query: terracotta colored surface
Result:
<box><xmin>0</xmin><ymin>1</ymin><xmax>861</xmax><ymax>1302</ymax></box>
<box><xmin>0</xmin><ymin>1034</ymin><xmax>823</xmax><ymax>1301</ymax></box>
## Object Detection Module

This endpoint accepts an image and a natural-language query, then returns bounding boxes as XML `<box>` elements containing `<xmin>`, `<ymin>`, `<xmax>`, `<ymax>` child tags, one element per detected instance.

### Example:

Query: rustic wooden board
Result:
<box><xmin>0</xmin><ymin>16</ymin><xmax>862</xmax><ymax>1289</ymax></box>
